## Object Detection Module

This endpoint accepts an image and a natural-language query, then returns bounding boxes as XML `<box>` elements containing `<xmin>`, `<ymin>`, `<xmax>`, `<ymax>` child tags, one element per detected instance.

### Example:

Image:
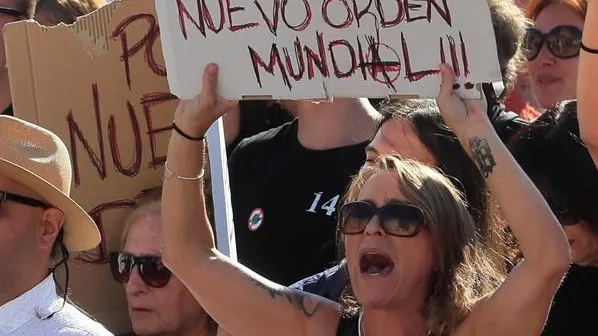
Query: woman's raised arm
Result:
<box><xmin>578</xmin><ymin>0</ymin><xmax>598</xmax><ymax>167</ymax></box>
<box><xmin>161</xmin><ymin>64</ymin><xmax>340</xmax><ymax>336</ymax></box>
<box><xmin>436</xmin><ymin>65</ymin><xmax>571</xmax><ymax>336</ymax></box>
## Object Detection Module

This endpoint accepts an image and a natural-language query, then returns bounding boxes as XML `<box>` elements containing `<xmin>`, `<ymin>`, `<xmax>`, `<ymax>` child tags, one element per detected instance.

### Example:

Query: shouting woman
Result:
<box><xmin>159</xmin><ymin>64</ymin><xmax>570</xmax><ymax>336</ymax></box>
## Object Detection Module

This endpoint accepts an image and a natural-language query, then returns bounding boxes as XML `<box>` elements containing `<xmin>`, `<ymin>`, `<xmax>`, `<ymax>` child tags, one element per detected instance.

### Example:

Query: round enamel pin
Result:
<box><xmin>248</xmin><ymin>208</ymin><xmax>264</xmax><ymax>231</ymax></box>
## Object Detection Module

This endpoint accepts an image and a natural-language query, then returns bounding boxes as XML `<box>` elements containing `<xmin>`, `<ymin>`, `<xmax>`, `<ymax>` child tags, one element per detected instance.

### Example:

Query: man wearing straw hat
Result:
<box><xmin>0</xmin><ymin>115</ymin><xmax>113</xmax><ymax>335</ymax></box>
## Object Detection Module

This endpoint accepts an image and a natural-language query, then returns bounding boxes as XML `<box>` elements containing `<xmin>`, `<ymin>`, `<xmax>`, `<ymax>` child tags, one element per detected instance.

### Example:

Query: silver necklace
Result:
<box><xmin>358</xmin><ymin>311</ymin><xmax>365</xmax><ymax>336</ymax></box>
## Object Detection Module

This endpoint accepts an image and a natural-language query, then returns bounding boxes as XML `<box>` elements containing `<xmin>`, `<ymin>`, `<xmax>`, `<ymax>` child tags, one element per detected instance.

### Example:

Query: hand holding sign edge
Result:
<box><xmin>174</xmin><ymin>64</ymin><xmax>239</xmax><ymax>137</ymax></box>
<box><xmin>436</xmin><ymin>63</ymin><xmax>491</xmax><ymax>139</ymax></box>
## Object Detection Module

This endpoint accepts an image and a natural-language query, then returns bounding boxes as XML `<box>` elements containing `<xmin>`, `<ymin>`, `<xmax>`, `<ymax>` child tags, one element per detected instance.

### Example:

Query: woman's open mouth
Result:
<box><xmin>359</xmin><ymin>251</ymin><xmax>395</xmax><ymax>276</ymax></box>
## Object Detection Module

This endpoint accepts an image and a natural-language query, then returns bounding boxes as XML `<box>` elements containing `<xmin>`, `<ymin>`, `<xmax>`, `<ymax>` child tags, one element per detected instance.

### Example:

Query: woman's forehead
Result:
<box><xmin>357</xmin><ymin>172</ymin><xmax>408</xmax><ymax>206</ymax></box>
<box><xmin>124</xmin><ymin>215</ymin><xmax>163</xmax><ymax>253</ymax></box>
<box><xmin>534</xmin><ymin>3</ymin><xmax>585</xmax><ymax>31</ymax></box>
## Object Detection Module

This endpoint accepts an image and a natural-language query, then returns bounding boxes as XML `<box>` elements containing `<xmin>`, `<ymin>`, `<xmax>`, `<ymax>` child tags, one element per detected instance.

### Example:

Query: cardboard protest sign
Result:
<box><xmin>4</xmin><ymin>1</ymin><xmax>176</xmax><ymax>333</ymax></box>
<box><xmin>154</xmin><ymin>0</ymin><xmax>502</xmax><ymax>101</ymax></box>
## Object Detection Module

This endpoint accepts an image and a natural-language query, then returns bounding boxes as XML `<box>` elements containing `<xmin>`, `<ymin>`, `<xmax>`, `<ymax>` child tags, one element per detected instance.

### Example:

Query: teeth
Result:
<box><xmin>368</xmin><ymin>265</ymin><xmax>383</xmax><ymax>274</ymax></box>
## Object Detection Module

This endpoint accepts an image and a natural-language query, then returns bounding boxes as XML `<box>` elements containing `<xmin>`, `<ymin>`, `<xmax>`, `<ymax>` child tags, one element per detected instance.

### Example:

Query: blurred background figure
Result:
<box><xmin>223</xmin><ymin>100</ymin><xmax>294</xmax><ymax>156</ymax></box>
<box><xmin>510</xmin><ymin>101</ymin><xmax>598</xmax><ymax>336</ymax></box>
<box><xmin>525</xmin><ymin>0</ymin><xmax>587</xmax><ymax>109</ymax></box>
<box><xmin>504</xmin><ymin>66</ymin><xmax>542</xmax><ymax>120</ymax></box>
<box><xmin>228</xmin><ymin>97</ymin><xmax>380</xmax><ymax>286</ymax></box>
<box><xmin>0</xmin><ymin>0</ymin><xmax>32</xmax><ymax>115</ymax></box>
<box><xmin>32</xmin><ymin>0</ymin><xmax>104</xmax><ymax>25</ymax></box>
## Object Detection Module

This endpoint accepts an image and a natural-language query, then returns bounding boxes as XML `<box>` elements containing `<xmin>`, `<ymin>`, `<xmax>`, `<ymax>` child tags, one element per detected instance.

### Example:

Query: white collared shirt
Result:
<box><xmin>0</xmin><ymin>275</ymin><xmax>114</xmax><ymax>336</ymax></box>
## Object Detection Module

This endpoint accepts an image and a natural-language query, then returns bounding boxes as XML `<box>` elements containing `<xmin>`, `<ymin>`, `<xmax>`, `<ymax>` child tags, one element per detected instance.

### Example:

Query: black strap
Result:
<box><xmin>0</xmin><ymin>191</ymin><xmax>49</xmax><ymax>208</ymax></box>
<box><xmin>172</xmin><ymin>122</ymin><xmax>205</xmax><ymax>141</ymax></box>
<box><xmin>581</xmin><ymin>41</ymin><xmax>598</xmax><ymax>54</ymax></box>
<box><xmin>336</xmin><ymin>315</ymin><xmax>359</xmax><ymax>336</ymax></box>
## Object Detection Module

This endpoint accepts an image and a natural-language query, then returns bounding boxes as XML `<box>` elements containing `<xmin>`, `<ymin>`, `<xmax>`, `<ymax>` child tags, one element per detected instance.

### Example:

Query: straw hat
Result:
<box><xmin>0</xmin><ymin>115</ymin><xmax>100</xmax><ymax>252</ymax></box>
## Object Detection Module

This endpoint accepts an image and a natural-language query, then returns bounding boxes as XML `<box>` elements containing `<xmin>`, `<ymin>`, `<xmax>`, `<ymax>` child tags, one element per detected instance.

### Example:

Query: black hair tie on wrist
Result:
<box><xmin>581</xmin><ymin>41</ymin><xmax>598</xmax><ymax>54</ymax></box>
<box><xmin>172</xmin><ymin>122</ymin><xmax>206</xmax><ymax>141</ymax></box>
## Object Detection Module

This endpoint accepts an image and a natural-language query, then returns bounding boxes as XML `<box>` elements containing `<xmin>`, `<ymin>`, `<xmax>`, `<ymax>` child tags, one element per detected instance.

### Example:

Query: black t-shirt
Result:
<box><xmin>542</xmin><ymin>264</ymin><xmax>598</xmax><ymax>335</ymax></box>
<box><xmin>228</xmin><ymin>119</ymin><xmax>367</xmax><ymax>285</ymax></box>
<box><xmin>226</xmin><ymin>101</ymin><xmax>293</xmax><ymax>156</ymax></box>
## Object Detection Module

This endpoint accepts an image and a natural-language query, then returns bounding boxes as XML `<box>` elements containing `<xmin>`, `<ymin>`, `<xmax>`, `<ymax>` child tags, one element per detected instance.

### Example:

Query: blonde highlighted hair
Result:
<box><xmin>340</xmin><ymin>155</ymin><xmax>506</xmax><ymax>335</ymax></box>
<box><xmin>120</xmin><ymin>187</ymin><xmax>163</xmax><ymax>248</ymax></box>
<box><xmin>120</xmin><ymin>185</ymin><xmax>217</xmax><ymax>247</ymax></box>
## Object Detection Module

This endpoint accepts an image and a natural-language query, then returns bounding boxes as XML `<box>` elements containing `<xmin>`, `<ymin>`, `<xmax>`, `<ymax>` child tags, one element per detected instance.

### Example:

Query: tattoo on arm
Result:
<box><xmin>246</xmin><ymin>275</ymin><xmax>322</xmax><ymax>317</ymax></box>
<box><xmin>470</xmin><ymin>137</ymin><xmax>496</xmax><ymax>178</ymax></box>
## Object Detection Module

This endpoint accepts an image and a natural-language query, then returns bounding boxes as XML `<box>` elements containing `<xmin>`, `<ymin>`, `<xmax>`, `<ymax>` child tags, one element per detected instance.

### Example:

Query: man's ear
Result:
<box><xmin>38</xmin><ymin>208</ymin><xmax>65</xmax><ymax>251</ymax></box>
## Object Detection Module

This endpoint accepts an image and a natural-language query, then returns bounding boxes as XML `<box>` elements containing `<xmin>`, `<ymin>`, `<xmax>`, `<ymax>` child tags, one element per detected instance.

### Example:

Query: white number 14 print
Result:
<box><xmin>306</xmin><ymin>192</ymin><xmax>340</xmax><ymax>216</ymax></box>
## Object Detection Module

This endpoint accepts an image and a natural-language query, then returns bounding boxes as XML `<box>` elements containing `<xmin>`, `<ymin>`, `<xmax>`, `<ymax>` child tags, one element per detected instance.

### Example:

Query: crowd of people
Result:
<box><xmin>0</xmin><ymin>0</ymin><xmax>597</xmax><ymax>336</ymax></box>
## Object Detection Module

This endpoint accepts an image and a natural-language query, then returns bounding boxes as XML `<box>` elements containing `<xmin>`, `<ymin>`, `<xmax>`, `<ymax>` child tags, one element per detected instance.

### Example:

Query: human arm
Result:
<box><xmin>578</xmin><ymin>0</ymin><xmax>598</xmax><ymax>168</ymax></box>
<box><xmin>216</xmin><ymin>327</ymin><xmax>232</xmax><ymax>336</ymax></box>
<box><xmin>161</xmin><ymin>64</ymin><xmax>340</xmax><ymax>336</ymax></box>
<box><xmin>436</xmin><ymin>65</ymin><xmax>571</xmax><ymax>336</ymax></box>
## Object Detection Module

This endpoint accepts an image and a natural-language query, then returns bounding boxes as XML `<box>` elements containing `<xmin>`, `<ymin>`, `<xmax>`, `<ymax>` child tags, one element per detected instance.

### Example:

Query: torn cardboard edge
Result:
<box><xmin>6</xmin><ymin>1</ymin><xmax>123</xmax><ymax>57</ymax></box>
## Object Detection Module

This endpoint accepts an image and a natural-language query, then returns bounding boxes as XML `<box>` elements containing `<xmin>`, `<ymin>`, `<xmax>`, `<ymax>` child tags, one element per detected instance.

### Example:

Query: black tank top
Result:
<box><xmin>335</xmin><ymin>314</ymin><xmax>439</xmax><ymax>336</ymax></box>
<box><xmin>336</xmin><ymin>315</ymin><xmax>359</xmax><ymax>336</ymax></box>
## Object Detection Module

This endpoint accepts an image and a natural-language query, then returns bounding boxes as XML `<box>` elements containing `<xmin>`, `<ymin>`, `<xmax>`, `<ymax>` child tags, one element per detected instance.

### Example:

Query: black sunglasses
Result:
<box><xmin>524</xmin><ymin>25</ymin><xmax>582</xmax><ymax>61</ymax></box>
<box><xmin>0</xmin><ymin>7</ymin><xmax>25</xmax><ymax>17</ymax></box>
<box><xmin>339</xmin><ymin>201</ymin><xmax>426</xmax><ymax>237</ymax></box>
<box><xmin>0</xmin><ymin>191</ymin><xmax>49</xmax><ymax>208</ymax></box>
<box><xmin>109</xmin><ymin>252</ymin><xmax>172</xmax><ymax>288</ymax></box>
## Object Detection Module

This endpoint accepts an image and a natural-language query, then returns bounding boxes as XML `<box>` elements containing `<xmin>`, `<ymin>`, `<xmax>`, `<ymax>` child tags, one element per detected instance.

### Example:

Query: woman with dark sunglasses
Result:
<box><xmin>524</xmin><ymin>0</ymin><xmax>587</xmax><ymax>109</ymax></box>
<box><xmin>159</xmin><ymin>63</ymin><xmax>570</xmax><ymax>336</ymax></box>
<box><xmin>290</xmin><ymin>98</ymin><xmax>515</xmax><ymax>304</ymax></box>
<box><xmin>109</xmin><ymin>187</ymin><xmax>218</xmax><ymax>336</ymax></box>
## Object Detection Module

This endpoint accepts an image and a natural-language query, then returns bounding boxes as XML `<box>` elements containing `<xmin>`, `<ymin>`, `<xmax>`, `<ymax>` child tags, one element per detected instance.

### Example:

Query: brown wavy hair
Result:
<box><xmin>375</xmin><ymin>100</ymin><xmax>515</xmax><ymax>264</ymax></box>
<box><xmin>339</xmin><ymin>156</ymin><xmax>506</xmax><ymax>335</ymax></box>
<box><xmin>488</xmin><ymin>0</ymin><xmax>529</xmax><ymax>99</ymax></box>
